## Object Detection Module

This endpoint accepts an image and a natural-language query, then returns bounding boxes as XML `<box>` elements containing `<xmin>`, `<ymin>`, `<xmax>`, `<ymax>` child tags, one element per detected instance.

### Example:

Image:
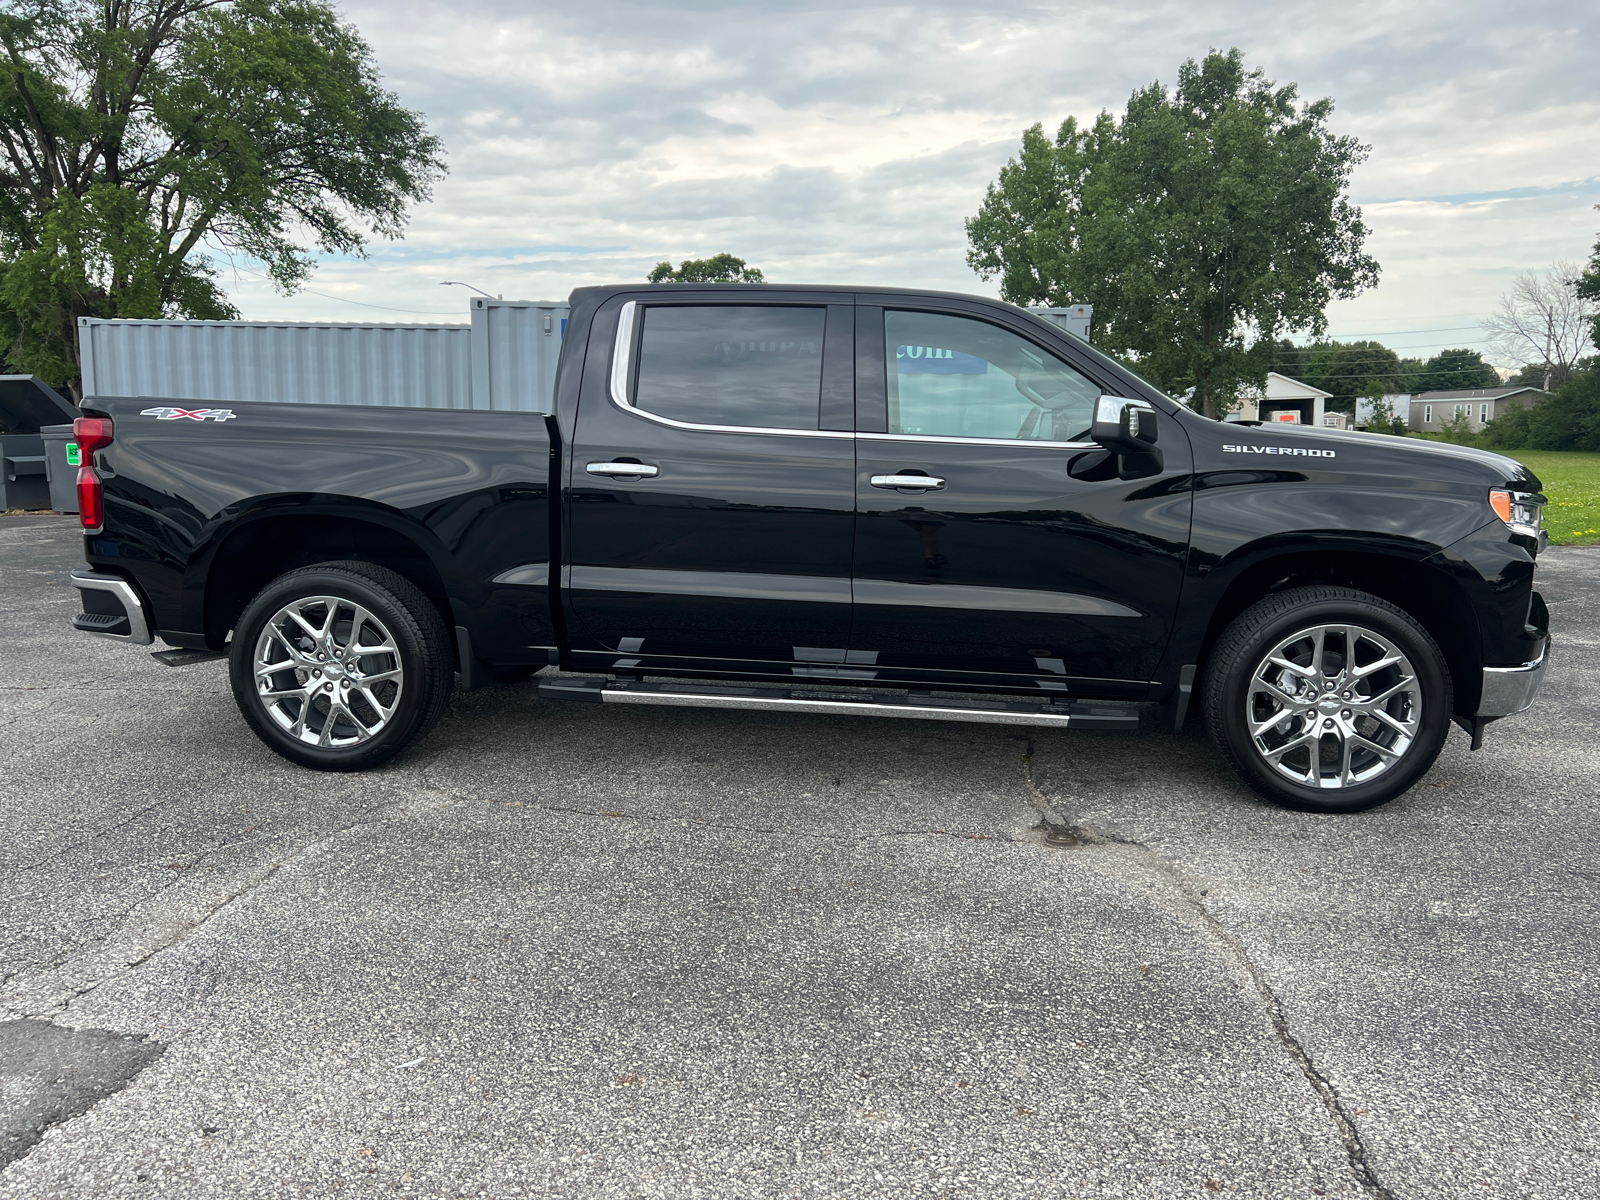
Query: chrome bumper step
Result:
<box><xmin>538</xmin><ymin>677</ymin><xmax>1139</xmax><ymax>730</ymax></box>
<box><xmin>68</xmin><ymin>566</ymin><xmax>153</xmax><ymax>645</ymax></box>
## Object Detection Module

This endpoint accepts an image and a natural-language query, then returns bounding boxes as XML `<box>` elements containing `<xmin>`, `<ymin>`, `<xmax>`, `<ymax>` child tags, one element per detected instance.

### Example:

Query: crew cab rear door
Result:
<box><xmin>848</xmin><ymin>298</ymin><xmax>1192</xmax><ymax>696</ymax></box>
<box><xmin>565</xmin><ymin>291</ymin><xmax>857</xmax><ymax>664</ymax></box>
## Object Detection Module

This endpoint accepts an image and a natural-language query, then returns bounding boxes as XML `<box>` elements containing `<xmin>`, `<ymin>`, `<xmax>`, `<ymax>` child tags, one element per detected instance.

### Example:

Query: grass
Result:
<box><xmin>1504</xmin><ymin>451</ymin><xmax>1600</xmax><ymax>547</ymax></box>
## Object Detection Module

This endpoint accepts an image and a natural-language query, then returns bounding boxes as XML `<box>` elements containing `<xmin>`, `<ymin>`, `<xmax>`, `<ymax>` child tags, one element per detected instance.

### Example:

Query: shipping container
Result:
<box><xmin>77</xmin><ymin>299</ymin><xmax>569</xmax><ymax>413</ymax></box>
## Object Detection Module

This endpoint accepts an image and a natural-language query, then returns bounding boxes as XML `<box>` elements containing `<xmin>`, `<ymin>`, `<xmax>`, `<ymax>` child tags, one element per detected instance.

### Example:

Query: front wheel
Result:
<box><xmin>1203</xmin><ymin>586</ymin><xmax>1452</xmax><ymax>813</ymax></box>
<box><xmin>229</xmin><ymin>561</ymin><xmax>454</xmax><ymax>771</ymax></box>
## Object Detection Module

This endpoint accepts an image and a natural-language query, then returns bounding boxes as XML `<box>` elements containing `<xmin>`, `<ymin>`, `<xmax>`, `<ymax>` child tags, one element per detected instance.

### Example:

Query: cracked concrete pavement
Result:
<box><xmin>1</xmin><ymin>513</ymin><xmax>1596</xmax><ymax>1198</ymax></box>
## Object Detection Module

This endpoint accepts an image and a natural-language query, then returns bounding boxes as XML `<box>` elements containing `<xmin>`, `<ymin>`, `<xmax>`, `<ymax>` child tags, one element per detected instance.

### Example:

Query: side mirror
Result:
<box><xmin>1091</xmin><ymin>396</ymin><xmax>1159</xmax><ymax>453</ymax></box>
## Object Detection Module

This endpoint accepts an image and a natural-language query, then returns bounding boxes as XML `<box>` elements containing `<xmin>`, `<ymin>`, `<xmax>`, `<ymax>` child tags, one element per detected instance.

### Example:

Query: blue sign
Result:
<box><xmin>896</xmin><ymin>344</ymin><xmax>988</xmax><ymax>375</ymax></box>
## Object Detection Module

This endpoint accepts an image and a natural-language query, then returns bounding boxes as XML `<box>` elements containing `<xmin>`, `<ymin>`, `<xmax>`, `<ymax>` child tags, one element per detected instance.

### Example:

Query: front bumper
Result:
<box><xmin>1476</xmin><ymin>644</ymin><xmax>1547</xmax><ymax>718</ymax></box>
<box><xmin>69</xmin><ymin>566</ymin><xmax>154</xmax><ymax>645</ymax></box>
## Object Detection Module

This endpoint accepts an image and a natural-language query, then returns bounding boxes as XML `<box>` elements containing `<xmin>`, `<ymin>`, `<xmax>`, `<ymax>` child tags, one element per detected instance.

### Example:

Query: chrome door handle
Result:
<box><xmin>587</xmin><ymin>461</ymin><xmax>659</xmax><ymax>479</ymax></box>
<box><xmin>871</xmin><ymin>474</ymin><xmax>945</xmax><ymax>490</ymax></box>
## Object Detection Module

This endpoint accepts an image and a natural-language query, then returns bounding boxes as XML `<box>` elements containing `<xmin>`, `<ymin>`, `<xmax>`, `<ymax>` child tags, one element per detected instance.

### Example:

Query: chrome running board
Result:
<box><xmin>538</xmin><ymin>677</ymin><xmax>1139</xmax><ymax>730</ymax></box>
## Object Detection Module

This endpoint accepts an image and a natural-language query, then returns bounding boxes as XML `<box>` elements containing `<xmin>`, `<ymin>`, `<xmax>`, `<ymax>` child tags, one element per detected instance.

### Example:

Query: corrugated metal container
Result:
<box><xmin>469</xmin><ymin>299</ymin><xmax>567</xmax><ymax>413</ymax></box>
<box><xmin>76</xmin><ymin>303</ymin><xmax>570</xmax><ymax>412</ymax></box>
<box><xmin>1029</xmin><ymin>305</ymin><xmax>1093</xmax><ymax>341</ymax></box>
<box><xmin>79</xmin><ymin>318</ymin><xmax>473</xmax><ymax>409</ymax></box>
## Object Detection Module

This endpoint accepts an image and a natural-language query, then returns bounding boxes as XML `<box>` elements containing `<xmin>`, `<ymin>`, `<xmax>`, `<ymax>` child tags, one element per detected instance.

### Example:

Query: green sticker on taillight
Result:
<box><xmin>65</xmin><ymin>443</ymin><xmax>81</xmax><ymax>466</ymax></box>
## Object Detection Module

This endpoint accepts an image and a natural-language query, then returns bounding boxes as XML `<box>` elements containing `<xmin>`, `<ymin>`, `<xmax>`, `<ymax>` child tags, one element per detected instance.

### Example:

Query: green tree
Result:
<box><xmin>648</xmin><ymin>253</ymin><xmax>765</xmax><ymax>284</ymax></box>
<box><xmin>1302</xmin><ymin>341</ymin><xmax>1403</xmax><ymax>412</ymax></box>
<box><xmin>1482</xmin><ymin>365</ymin><xmax>1600</xmax><ymax>452</ymax></box>
<box><xmin>1577</xmin><ymin>207</ymin><xmax>1600</xmax><ymax>352</ymax></box>
<box><xmin>965</xmin><ymin>48</ymin><xmax>1378</xmax><ymax>419</ymax></box>
<box><xmin>1416</xmin><ymin>348</ymin><xmax>1500</xmax><ymax>393</ymax></box>
<box><xmin>0</xmin><ymin>0</ymin><xmax>444</xmax><ymax>398</ymax></box>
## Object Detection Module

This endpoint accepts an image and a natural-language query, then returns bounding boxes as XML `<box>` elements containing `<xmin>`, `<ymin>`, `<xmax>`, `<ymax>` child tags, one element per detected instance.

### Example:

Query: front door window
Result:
<box><xmin>885</xmin><ymin>310</ymin><xmax>1101</xmax><ymax>443</ymax></box>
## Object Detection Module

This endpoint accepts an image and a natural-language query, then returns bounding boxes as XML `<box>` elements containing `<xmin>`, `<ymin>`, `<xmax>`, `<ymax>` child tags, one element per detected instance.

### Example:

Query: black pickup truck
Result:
<box><xmin>67</xmin><ymin>284</ymin><xmax>1550</xmax><ymax>812</ymax></box>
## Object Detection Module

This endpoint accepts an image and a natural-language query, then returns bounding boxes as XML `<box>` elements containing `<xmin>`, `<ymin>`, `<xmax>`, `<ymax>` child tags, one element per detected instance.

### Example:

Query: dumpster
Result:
<box><xmin>0</xmin><ymin>376</ymin><xmax>79</xmax><ymax>511</ymax></box>
<box><xmin>1</xmin><ymin>433</ymin><xmax>48</xmax><ymax>510</ymax></box>
<box><xmin>40</xmin><ymin>424</ymin><xmax>79</xmax><ymax>513</ymax></box>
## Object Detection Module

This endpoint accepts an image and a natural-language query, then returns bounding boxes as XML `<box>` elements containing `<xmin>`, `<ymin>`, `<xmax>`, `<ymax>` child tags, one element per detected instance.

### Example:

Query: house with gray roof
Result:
<box><xmin>1409</xmin><ymin>386</ymin><xmax>1542</xmax><ymax>434</ymax></box>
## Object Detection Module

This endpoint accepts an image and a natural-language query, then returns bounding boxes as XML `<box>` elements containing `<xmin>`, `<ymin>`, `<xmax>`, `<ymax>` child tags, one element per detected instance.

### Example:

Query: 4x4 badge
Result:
<box><xmin>140</xmin><ymin>407</ymin><xmax>237</xmax><ymax>422</ymax></box>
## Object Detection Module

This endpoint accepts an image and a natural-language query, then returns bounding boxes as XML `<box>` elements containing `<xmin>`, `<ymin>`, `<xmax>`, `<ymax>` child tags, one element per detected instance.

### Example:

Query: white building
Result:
<box><xmin>1355</xmin><ymin>394</ymin><xmax>1412</xmax><ymax>428</ymax></box>
<box><xmin>1231</xmin><ymin>373</ymin><xmax>1333</xmax><ymax>427</ymax></box>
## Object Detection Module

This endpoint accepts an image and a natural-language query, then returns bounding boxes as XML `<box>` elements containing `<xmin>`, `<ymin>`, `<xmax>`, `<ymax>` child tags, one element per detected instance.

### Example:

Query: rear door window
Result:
<box><xmin>885</xmin><ymin>310</ymin><xmax>1100</xmax><ymax>442</ymax></box>
<box><xmin>633</xmin><ymin>305</ymin><xmax>826</xmax><ymax>430</ymax></box>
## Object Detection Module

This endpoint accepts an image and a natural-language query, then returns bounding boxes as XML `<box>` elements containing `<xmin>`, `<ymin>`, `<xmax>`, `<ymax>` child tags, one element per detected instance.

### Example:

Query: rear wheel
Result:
<box><xmin>229</xmin><ymin>561</ymin><xmax>454</xmax><ymax>771</ymax></box>
<box><xmin>1204</xmin><ymin>586</ymin><xmax>1452</xmax><ymax>813</ymax></box>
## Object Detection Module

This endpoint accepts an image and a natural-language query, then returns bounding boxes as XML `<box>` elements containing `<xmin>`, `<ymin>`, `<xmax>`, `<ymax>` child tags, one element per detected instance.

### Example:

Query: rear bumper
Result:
<box><xmin>69</xmin><ymin>566</ymin><xmax>153</xmax><ymax>645</ymax></box>
<box><xmin>1476</xmin><ymin>644</ymin><xmax>1547</xmax><ymax>718</ymax></box>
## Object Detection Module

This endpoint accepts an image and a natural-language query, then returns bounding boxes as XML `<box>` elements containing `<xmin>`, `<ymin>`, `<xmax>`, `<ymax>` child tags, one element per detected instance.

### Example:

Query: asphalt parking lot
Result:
<box><xmin>1</xmin><ymin>514</ymin><xmax>1596</xmax><ymax>1199</ymax></box>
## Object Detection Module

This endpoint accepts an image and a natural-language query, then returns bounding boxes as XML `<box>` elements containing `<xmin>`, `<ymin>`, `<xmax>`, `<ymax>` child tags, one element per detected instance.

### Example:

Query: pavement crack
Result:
<box><xmin>0</xmin><ymin>801</ymin><xmax>418</xmax><ymax>1022</ymax></box>
<box><xmin>477</xmin><ymin>796</ymin><xmax>1022</xmax><ymax>845</ymax></box>
<box><xmin>416</xmin><ymin>760</ymin><xmax>1023</xmax><ymax>845</ymax></box>
<box><xmin>1020</xmin><ymin>736</ymin><xmax>1397</xmax><ymax>1200</ymax></box>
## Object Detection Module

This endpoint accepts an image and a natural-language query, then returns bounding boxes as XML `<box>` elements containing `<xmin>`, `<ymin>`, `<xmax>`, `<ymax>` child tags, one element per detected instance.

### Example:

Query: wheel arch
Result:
<box><xmin>1192</xmin><ymin>542</ymin><xmax>1483</xmax><ymax>715</ymax></box>
<box><xmin>200</xmin><ymin>504</ymin><xmax>457</xmax><ymax>651</ymax></box>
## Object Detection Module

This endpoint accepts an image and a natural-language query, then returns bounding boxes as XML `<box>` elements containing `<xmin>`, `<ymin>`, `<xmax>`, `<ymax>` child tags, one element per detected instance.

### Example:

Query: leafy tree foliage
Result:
<box><xmin>1578</xmin><ymin>208</ymin><xmax>1600</xmax><ymax>352</ymax></box>
<box><xmin>1273</xmin><ymin>340</ymin><xmax>1502</xmax><ymax>406</ymax></box>
<box><xmin>1272</xmin><ymin>338</ymin><xmax>1417</xmax><ymax>412</ymax></box>
<box><xmin>647</xmin><ymin>254</ymin><xmax>765</xmax><ymax>284</ymax></box>
<box><xmin>966</xmin><ymin>48</ymin><xmax>1378</xmax><ymax>419</ymax></box>
<box><xmin>1414</xmin><ymin>348</ymin><xmax>1500</xmax><ymax>393</ymax></box>
<box><xmin>1479</xmin><ymin>364</ymin><xmax>1600</xmax><ymax>452</ymax></box>
<box><xmin>0</xmin><ymin>0</ymin><xmax>445</xmax><ymax>397</ymax></box>
<box><xmin>1507</xmin><ymin>356</ymin><xmax>1593</xmax><ymax>388</ymax></box>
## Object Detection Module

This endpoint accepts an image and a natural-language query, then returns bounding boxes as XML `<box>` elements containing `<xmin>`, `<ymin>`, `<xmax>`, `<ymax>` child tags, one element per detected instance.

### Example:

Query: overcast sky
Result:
<box><xmin>221</xmin><ymin>0</ymin><xmax>1600</xmax><ymax>365</ymax></box>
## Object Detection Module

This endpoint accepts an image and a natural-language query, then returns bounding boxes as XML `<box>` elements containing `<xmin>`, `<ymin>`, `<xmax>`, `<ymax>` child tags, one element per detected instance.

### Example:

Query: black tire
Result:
<box><xmin>229</xmin><ymin>561</ymin><xmax>454</xmax><ymax>771</ymax></box>
<box><xmin>1203</xmin><ymin>585</ymin><xmax>1452</xmax><ymax>813</ymax></box>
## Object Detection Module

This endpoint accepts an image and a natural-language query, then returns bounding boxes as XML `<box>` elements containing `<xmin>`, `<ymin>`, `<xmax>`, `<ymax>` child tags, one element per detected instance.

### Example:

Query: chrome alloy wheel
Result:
<box><xmin>1246</xmin><ymin>623</ymin><xmax>1420</xmax><ymax>790</ymax></box>
<box><xmin>253</xmin><ymin>595</ymin><xmax>404</xmax><ymax>748</ymax></box>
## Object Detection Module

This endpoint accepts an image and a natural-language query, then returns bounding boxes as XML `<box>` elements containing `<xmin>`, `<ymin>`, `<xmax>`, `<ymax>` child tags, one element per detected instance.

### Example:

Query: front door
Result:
<box><xmin>849</xmin><ymin>303</ymin><xmax>1191</xmax><ymax>695</ymax></box>
<box><xmin>566</xmin><ymin>294</ymin><xmax>858</xmax><ymax>665</ymax></box>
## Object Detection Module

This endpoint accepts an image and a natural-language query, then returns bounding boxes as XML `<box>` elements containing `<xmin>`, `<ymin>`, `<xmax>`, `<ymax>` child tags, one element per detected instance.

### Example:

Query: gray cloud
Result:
<box><xmin>227</xmin><ymin>0</ymin><xmax>1599</xmax><ymax>354</ymax></box>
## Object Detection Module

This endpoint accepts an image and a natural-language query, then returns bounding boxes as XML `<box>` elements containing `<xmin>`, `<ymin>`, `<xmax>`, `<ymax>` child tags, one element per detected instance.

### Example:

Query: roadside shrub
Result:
<box><xmin>1481</xmin><ymin>404</ymin><xmax>1534</xmax><ymax>449</ymax></box>
<box><xmin>1437</xmin><ymin>410</ymin><xmax>1476</xmax><ymax>444</ymax></box>
<box><xmin>1480</xmin><ymin>365</ymin><xmax>1600</xmax><ymax>451</ymax></box>
<box><xmin>1528</xmin><ymin>367</ymin><xmax>1600</xmax><ymax>450</ymax></box>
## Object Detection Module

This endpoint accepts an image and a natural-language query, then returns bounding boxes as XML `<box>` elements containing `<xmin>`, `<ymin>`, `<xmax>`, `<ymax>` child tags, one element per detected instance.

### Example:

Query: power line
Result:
<box><xmin>288</xmin><ymin>287</ymin><xmax>462</xmax><ymax>317</ymax></box>
<box><xmin>1310</xmin><ymin>324</ymin><xmax>1485</xmax><ymax>337</ymax></box>
<box><xmin>1276</xmin><ymin>341</ymin><xmax>1494</xmax><ymax>359</ymax></box>
<box><xmin>224</xmin><ymin>263</ymin><xmax>463</xmax><ymax>316</ymax></box>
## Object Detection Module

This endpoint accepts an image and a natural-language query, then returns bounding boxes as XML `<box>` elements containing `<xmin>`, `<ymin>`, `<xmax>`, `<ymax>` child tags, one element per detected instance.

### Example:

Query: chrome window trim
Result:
<box><xmin>607</xmin><ymin>299</ymin><xmax>852</xmax><ymax>441</ymax></box>
<box><xmin>858</xmin><ymin>431</ymin><xmax>1096</xmax><ymax>450</ymax></box>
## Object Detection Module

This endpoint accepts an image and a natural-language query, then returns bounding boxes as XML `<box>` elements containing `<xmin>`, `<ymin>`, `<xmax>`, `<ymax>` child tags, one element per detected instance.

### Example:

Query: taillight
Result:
<box><xmin>74</xmin><ymin>417</ymin><xmax>113</xmax><ymax>454</ymax></box>
<box><xmin>72</xmin><ymin>418</ymin><xmax>112</xmax><ymax>532</ymax></box>
<box><xmin>77</xmin><ymin>466</ymin><xmax>104</xmax><ymax>531</ymax></box>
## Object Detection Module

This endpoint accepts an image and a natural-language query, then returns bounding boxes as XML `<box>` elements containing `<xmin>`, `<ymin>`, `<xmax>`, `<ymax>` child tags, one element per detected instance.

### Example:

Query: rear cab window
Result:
<box><xmin>633</xmin><ymin>306</ymin><xmax>826</xmax><ymax>430</ymax></box>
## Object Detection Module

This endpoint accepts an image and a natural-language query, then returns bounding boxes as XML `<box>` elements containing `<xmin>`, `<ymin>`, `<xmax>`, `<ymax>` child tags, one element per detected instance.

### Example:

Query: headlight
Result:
<box><xmin>1489</xmin><ymin>489</ymin><xmax>1543</xmax><ymax>537</ymax></box>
